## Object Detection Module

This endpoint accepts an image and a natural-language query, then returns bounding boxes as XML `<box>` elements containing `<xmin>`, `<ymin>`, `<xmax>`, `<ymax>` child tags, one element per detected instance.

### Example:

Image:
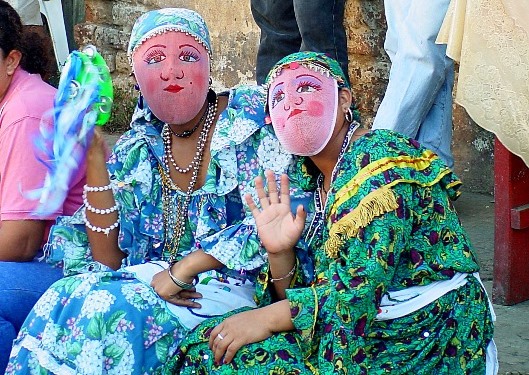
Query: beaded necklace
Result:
<box><xmin>163</xmin><ymin>101</ymin><xmax>214</xmax><ymax>174</ymax></box>
<box><xmin>160</xmin><ymin>96</ymin><xmax>219</xmax><ymax>262</ymax></box>
<box><xmin>304</xmin><ymin>122</ymin><xmax>360</xmax><ymax>247</ymax></box>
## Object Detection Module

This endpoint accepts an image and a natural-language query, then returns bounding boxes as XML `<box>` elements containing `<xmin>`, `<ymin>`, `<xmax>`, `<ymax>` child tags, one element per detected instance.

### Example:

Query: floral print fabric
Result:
<box><xmin>159</xmin><ymin>129</ymin><xmax>494</xmax><ymax>375</ymax></box>
<box><xmin>5</xmin><ymin>85</ymin><xmax>314</xmax><ymax>375</ymax></box>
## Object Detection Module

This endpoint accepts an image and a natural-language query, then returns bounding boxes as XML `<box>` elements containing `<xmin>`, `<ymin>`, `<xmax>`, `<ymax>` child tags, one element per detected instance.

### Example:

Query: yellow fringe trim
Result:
<box><xmin>332</xmin><ymin>149</ymin><xmax>438</xmax><ymax>213</ymax></box>
<box><xmin>324</xmin><ymin>186</ymin><xmax>399</xmax><ymax>258</ymax></box>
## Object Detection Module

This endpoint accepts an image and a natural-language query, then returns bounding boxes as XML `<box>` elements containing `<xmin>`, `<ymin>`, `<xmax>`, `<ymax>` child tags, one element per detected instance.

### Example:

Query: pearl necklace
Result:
<box><xmin>160</xmin><ymin>96</ymin><xmax>218</xmax><ymax>262</ymax></box>
<box><xmin>163</xmin><ymin>100</ymin><xmax>216</xmax><ymax>174</ymax></box>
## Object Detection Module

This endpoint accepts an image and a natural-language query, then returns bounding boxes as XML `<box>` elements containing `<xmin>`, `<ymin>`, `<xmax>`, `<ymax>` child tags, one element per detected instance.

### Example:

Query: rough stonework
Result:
<box><xmin>76</xmin><ymin>0</ymin><xmax>494</xmax><ymax>193</ymax></box>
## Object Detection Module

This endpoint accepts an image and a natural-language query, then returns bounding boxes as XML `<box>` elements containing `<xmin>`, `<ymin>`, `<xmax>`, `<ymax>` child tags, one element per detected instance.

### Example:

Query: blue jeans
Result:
<box><xmin>250</xmin><ymin>0</ymin><xmax>348</xmax><ymax>84</ymax></box>
<box><xmin>372</xmin><ymin>0</ymin><xmax>455</xmax><ymax>168</ymax></box>
<box><xmin>0</xmin><ymin>261</ymin><xmax>63</xmax><ymax>373</ymax></box>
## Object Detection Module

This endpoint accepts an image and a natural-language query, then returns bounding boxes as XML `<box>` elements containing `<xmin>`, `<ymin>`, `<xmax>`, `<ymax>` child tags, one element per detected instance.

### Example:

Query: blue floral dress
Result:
<box><xmin>6</xmin><ymin>85</ymin><xmax>314</xmax><ymax>375</ymax></box>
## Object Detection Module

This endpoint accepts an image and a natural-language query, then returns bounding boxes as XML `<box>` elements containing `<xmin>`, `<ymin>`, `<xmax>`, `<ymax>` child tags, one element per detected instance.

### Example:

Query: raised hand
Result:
<box><xmin>87</xmin><ymin>128</ymin><xmax>108</xmax><ymax>164</ymax></box>
<box><xmin>245</xmin><ymin>170</ymin><xmax>306</xmax><ymax>256</ymax></box>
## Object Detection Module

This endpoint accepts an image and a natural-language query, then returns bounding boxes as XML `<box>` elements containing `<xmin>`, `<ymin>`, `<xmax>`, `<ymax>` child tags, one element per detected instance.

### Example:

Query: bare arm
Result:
<box><xmin>245</xmin><ymin>171</ymin><xmax>306</xmax><ymax>299</ymax></box>
<box><xmin>0</xmin><ymin>220</ymin><xmax>46</xmax><ymax>261</ymax></box>
<box><xmin>84</xmin><ymin>130</ymin><xmax>126</xmax><ymax>269</ymax></box>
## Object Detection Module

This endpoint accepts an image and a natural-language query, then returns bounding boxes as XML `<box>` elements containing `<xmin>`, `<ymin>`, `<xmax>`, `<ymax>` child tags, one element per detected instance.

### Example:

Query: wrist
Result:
<box><xmin>264</xmin><ymin>300</ymin><xmax>294</xmax><ymax>333</ymax></box>
<box><xmin>267</xmin><ymin>248</ymin><xmax>295</xmax><ymax>260</ymax></box>
<box><xmin>87</xmin><ymin>148</ymin><xmax>107</xmax><ymax>164</ymax></box>
<box><xmin>269</xmin><ymin>262</ymin><xmax>296</xmax><ymax>283</ymax></box>
<box><xmin>170</xmin><ymin>260</ymin><xmax>197</xmax><ymax>282</ymax></box>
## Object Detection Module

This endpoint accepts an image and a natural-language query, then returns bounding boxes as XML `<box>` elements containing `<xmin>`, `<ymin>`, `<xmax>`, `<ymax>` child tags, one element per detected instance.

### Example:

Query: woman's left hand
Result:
<box><xmin>208</xmin><ymin>309</ymin><xmax>274</xmax><ymax>365</ymax></box>
<box><xmin>151</xmin><ymin>268</ymin><xmax>202</xmax><ymax>308</ymax></box>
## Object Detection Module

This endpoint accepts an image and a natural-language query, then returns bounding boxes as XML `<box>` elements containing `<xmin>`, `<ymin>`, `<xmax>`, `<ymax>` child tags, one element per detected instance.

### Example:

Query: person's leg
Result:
<box><xmin>293</xmin><ymin>0</ymin><xmax>349</xmax><ymax>83</ymax></box>
<box><xmin>416</xmin><ymin>66</ymin><xmax>455</xmax><ymax>168</ymax></box>
<box><xmin>0</xmin><ymin>261</ymin><xmax>63</xmax><ymax>373</ymax></box>
<box><xmin>373</xmin><ymin>0</ymin><xmax>454</xmax><ymax>165</ymax></box>
<box><xmin>250</xmin><ymin>0</ymin><xmax>301</xmax><ymax>84</ymax></box>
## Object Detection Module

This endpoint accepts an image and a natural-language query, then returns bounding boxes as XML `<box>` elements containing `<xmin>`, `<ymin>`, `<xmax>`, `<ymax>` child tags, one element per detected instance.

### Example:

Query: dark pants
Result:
<box><xmin>0</xmin><ymin>261</ymin><xmax>63</xmax><ymax>373</ymax></box>
<box><xmin>250</xmin><ymin>0</ymin><xmax>349</xmax><ymax>84</ymax></box>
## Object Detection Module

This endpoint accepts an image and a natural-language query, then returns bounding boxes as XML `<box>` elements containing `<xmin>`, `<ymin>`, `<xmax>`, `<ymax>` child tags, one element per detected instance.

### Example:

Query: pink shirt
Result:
<box><xmin>0</xmin><ymin>68</ymin><xmax>86</xmax><ymax>230</ymax></box>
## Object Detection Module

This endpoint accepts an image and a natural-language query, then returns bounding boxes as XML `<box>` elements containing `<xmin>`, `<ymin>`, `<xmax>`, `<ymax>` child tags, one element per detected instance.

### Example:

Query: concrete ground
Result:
<box><xmin>455</xmin><ymin>192</ymin><xmax>529</xmax><ymax>374</ymax></box>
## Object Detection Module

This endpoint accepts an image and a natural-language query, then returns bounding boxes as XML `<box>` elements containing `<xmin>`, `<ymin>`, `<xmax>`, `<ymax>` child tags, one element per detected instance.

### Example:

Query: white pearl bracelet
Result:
<box><xmin>83</xmin><ymin>195</ymin><xmax>119</xmax><ymax>215</ymax></box>
<box><xmin>84</xmin><ymin>184</ymin><xmax>113</xmax><ymax>192</ymax></box>
<box><xmin>83</xmin><ymin>209</ymin><xmax>119</xmax><ymax>236</ymax></box>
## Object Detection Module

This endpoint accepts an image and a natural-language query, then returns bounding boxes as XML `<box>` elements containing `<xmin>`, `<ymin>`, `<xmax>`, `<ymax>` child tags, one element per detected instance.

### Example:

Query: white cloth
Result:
<box><xmin>437</xmin><ymin>0</ymin><xmax>529</xmax><ymax>167</ymax></box>
<box><xmin>372</xmin><ymin>0</ymin><xmax>455</xmax><ymax>168</ymax></box>
<box><xmin>7</xmin><ymin>0</ymin><xmax>43</xmax><ymax>25</ymax></box>
<box><xmin>375</xmin><ymin>272</ymin><xmax>468</xmax><ymax>321</ymax></box>
<box><xmin>125</xmin><ymin>261</ymin><xmax>257</xmax><ymax>329</ymax></box>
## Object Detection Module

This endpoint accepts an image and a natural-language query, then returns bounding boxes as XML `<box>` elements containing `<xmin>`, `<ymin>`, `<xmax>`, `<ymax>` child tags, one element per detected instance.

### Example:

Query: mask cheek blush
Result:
<box><xmin>307</xmin><ymin>100</ymin><xmax>324</xmax><ymax>117</ymax></box>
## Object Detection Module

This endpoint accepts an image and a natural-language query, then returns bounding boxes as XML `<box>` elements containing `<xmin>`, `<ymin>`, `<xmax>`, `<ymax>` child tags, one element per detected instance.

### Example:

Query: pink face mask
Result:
<box><xmin>268</xmin><ymin>65</ymin><xmax>338</xmax><ymax>156</ymax></box>
<box><xmin>132</xmin><ymin>31</ymin><xmax>210</xmax><ymax>125</ymax></box>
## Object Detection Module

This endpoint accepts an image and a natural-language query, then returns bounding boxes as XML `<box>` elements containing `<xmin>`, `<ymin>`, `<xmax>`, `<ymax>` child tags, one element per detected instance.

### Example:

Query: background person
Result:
<box><xmin>250</xmin><ymin>0</ymin><xmax>349</xmax><ymax>85</ymax></box>
<box><xmin>372</xmin><ymin>0</ymin><xmax>455</xmax><ymax>168</ymax></box>
<box><xmin>0</xmin><ymin>1</ymin><xmax>85</xmax><ymax>373</ymax></box>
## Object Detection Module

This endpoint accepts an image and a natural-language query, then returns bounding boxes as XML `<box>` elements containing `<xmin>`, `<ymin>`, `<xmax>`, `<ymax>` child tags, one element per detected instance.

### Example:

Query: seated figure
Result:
<box><xmin>0</xmin><ymin>2</ymin><xmax>85</xmax><ymax>372</ymax></box>
<box><xmin>159</xmin><ymin>52</ymin><xmax>497</xmax><ymax>375</ymax></box>
<box><xmin>5</xmin><ymin>8</ymin><xmax>314</xmax><ymax>374</ymax></box>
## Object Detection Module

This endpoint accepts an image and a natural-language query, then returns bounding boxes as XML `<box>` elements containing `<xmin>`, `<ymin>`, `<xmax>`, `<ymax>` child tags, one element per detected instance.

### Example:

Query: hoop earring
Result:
<box><xmin>345</xmin><ymin>108</ymin><xmax>353</xmax><ymax>123</ymax></box>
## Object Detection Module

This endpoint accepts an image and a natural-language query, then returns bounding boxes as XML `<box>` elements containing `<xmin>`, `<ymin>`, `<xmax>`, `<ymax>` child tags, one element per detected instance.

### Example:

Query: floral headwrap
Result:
<box><xmin>264</xmin><ymin>52</ymin><xmax>360</xmax><ymax>122</ymax></box>
<box><xmin>265</xmin><ymin>51</ymin><xmax>350</xmax><ymax>89</ymax></box>
<box><xmin>127</xmin><ymin>8</ymin><xmax>212</xmax><ymax>65</ymax></box>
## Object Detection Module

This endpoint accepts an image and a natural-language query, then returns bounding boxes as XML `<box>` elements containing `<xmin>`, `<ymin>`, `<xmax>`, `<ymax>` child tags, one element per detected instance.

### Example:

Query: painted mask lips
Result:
<box><xmin>164</xmin><ymin>84</ymin><xmax>184</xmax><ymax>93</ymax></box>
<box><xmin>287</xmin><ymin>108</ymin><xmax>305</xmax><ymax>120</ymax></box>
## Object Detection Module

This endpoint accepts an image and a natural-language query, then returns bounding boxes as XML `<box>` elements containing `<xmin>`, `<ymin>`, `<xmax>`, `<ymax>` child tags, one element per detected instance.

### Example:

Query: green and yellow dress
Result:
<box><xmin>159</xmin><ymin>129</ymin><xmax>495</xmax><ymax>375</ymax></box>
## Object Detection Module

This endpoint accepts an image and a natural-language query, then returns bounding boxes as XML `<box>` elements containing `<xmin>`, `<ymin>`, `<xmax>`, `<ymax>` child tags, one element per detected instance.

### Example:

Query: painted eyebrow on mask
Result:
<box><xmin>295</xmin><ymin>73</ymin><xmax>323</xmax><ymax>83</ymax></box>
<box><xmin>142</xmin><ymin>44</ymin><xmax>166</xmax><ymax>54</ymax></box>
<box><xmin>179</xmin><ymin>44</ymin><xmax>201</xmax><ymax>53</ymax></box>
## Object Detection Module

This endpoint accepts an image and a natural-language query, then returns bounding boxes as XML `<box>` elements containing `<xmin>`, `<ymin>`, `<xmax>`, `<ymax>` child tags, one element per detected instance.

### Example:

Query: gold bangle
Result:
<box><xmin>270</xmin><ymin>264</ymin><xmax>296</xmax><ymax>283</ymax></box>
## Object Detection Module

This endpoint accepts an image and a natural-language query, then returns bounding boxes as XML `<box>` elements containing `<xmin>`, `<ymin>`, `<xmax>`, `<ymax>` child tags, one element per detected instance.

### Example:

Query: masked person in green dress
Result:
<box><xmin>159</xmin><ymin>52</ymin><xmax>498</xmax><ymax>374</ymax></box>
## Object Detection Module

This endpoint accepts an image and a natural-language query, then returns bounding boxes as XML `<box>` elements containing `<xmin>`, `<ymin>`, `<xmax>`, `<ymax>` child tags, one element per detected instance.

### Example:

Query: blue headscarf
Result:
<box><xmin>127</xmin><ymin>8</ymin><xmax>212</xmax><ymax>64</ymax></box>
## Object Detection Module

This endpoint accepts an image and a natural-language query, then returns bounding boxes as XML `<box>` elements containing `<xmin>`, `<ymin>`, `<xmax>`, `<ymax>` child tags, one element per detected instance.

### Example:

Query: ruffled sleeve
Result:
<box><xmin>200</xmin><ymin>85</ymin><xmax>315</xmax><ymax>273</ymax></box>
<box><xmin>107</xmin><ymin>111</ymin><xmax>166</xmax><ymax>266</ymax></box>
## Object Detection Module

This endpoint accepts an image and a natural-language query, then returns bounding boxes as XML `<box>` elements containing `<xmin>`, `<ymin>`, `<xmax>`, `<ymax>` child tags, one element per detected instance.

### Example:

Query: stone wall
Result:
<box><xmin>75</xmin><ymin>0</ymin><xmax>494</xmax><ymax>194</ymax></box>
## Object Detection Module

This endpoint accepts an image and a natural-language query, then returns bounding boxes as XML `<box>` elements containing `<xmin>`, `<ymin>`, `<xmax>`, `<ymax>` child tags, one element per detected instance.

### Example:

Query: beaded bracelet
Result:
<box><xmin>270</xmin><ymin>263</ymin><xmax>297</xmax><ymax>283</ymax></box>
<box><xmin>83</xmin><ymin>209</ymin><xmax>119</xmax><ymax>236</ymax></box>
<box><xmin>83</xmin><ymin>195</ymin><xmax>119</xmax><ymax>215</ymax></box>
<box><xmin>84</xmin><ymin>183</ymin><xmax>113</xmax><ymax>192</ymax></box>
<box><xmin>167</xmin><ymin>263</ymin><xmax>197</xmax><ymax>290</ymax></box>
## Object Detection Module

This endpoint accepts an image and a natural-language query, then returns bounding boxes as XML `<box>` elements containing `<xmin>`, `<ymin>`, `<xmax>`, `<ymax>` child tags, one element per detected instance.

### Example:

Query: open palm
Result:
<box><xmin>245</xmin><ymin>171</ymin><xmax>306</xmax><ymax>255</ymax></box>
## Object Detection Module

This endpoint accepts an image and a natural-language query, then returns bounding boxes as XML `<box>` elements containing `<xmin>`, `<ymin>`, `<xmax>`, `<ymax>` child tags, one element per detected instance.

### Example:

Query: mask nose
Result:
<box><xmin>160</xmin><ymin>61</ymin><xmax>184</xmax><ymax>81</ymax></box>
